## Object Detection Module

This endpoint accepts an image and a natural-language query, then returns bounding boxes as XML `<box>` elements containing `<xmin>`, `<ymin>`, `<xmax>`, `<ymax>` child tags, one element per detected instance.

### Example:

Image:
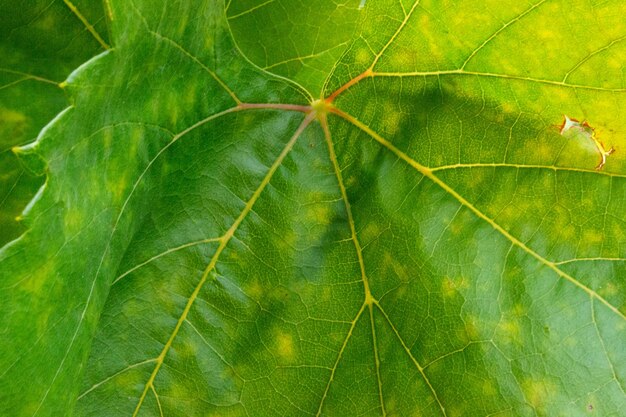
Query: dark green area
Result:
<box><xmin>0</xmin><ymin>0</ymin><xmax>108</xmax><ymax>245</ymax></box>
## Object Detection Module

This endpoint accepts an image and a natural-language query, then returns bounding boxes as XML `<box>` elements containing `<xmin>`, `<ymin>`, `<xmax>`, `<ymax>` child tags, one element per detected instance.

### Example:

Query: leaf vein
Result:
<box><xmin>562</xmin><ymin>34</ymin><xmax>626</xmax><ymax>83</ymax></box>
<box><xmin>460</xmin><ymin>0</ymin><xmax>548</xmax><ymax>70</ymax></box>
<box><xmin>373</xmin><ymin>70</ymin><xmax>626</xmax><ymax>92</ymax></box>
<box><xmin>374</xmin><ymin>301</ymin><xmax>447</xmax><ymax>416</ymax></box>
<box><xmin>150</xmin><ymin>383</ymin><xmax>164</xmax><ymax>417</ymax></box>
<box><xmin>227</xmin><ymin>0</ymin><xmax>275</xmax><ymax>20</ymax></box>
<box><xmin>77</xmin><ymin>358</ymin><xmax>157</xmax><ymax>400</ymax></box>
<box><xmin>62</xmin><ymin>0</ymin><xmax>110</xmax><ymax>50</ymax></box>
<box><xmin>591</xmin><ymin>298</ymin><xmax>626</xmax><ymax>396</ymax></box>
<box><xmin>330</xmin><ymin>107</ymin><xmax>626</xmax><ymax>323</ymax></box>
<box><xmin>112</xmin><ymin>237</ymin><xmax>221</xmax><ymax>286</ymax></box>
<box><xmin>131</xmin><ymin>113</ymin><xmax>315</xmax><ymax>416</ymax></box>
<box><xmin>315</xmin><ymin>302</ymin><xmax>367</xmax><ymax>417</ymax></box>
<box><xmin>429</xmin><ymin>163</ymin><xmax>626</xmax><ymax>179</ymax></box>
<box><xmin>147</xmin><ymin>30</ymin><xmax>241</xmax><ymax>104</ymax></box>
<box><xmin>370</xmin><ymin>0</ymin><xmax>421</xmax><ymax>69</ymax></box>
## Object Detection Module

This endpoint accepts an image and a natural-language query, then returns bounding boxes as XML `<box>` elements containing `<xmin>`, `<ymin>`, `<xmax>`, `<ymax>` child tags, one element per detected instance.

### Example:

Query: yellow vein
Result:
<box><xmin>326</xmin><ymin>65</ymin><xmax>626</xmax><ymax>103</ymax></box>
<box><xmin>148</xmin><ymin>30</ymin><xmax>241</xmax><ymax>104</ymax></box>
<box><xmin>122</xmin><ymin>102</ymin><xmax>308</xmax><ymax>226</ymax></box>
<box><xmin>398</xmin><ymin>0</ymin><xmax>407</xmax><ymax>17</ymax></box>
<box><xmin>0</xmin><ymin>77</ymin><xmax>30</xmax><ymax>91</ymax></box>
<box><xmin>35</xmin><ymin>103</ymin><xmax>306</xmax><ymax>417</ymax></box>
<box><xmin>117</xmin><ymin>106</ymin><xmax>240</xmax><ymax>233</ymax></box>
<box><xmin>263</xmin><ymin>42</ymin><xmax>350</xmax><ymax>71</ymax></box>
<box><xmin>185</xmin><ymin>319</ymin><xmax>237</xmax><ymax>373</ymax></box>
<box><xmin>111</xmin><ymin>237</ymin><xmax>222</xmax><ymax>286</ymax></box>
<box><xmin>321</xmin><ymin>115</ymin><xmax>375</xmax><ymax>302</ymax></box>
<box><xmin>373</xmin><ymin>70</ymin><xmax>626</xmax><ymax>93</ymax></box>
<box><xmin>461</xmin><ymin>0</ymin><xmax>547</xmax><ymax>70</ymax></box>
<box><xmin>33</xmin><ymin>106</ymin><xmax>238</xmax><ymax>416</ymax></box>
<box><xmin>554</xmin><ymin>257</ymin><xmax>626</xmax><ymax>265</ymax></box>
<box><xmin>429</xmin><ymin>163</ymin><xmax>626</xmax><ymax>180</ymax></box>
<box><xmin>103</xmin><ymin>0</ymin><xmax>113</xmax><ymax>22</ymax></box>
<box><xmin>422</xmin><ymin>340</ymin><xmax>492</xmax><ymax>369</ymax></box>
<box><xmin>368</xmin><ymin>304</ymin><xmax>386</xmax><ymax>416</ymax></box>
<box><xmin>591</xmin><ymin>298</ymin><xmax>626</xmax><ymax>396</ymax></box>
<box><xmin>151</xmin><ymin>384</ymin><xmax>164</xmax><ymax>417</ymax></box>
<box><xmin>0</xmin><ymin>68</ymin><xmax>59</xmax><ymax>85</ymax></box>
<box><xmin>370</xmin><ymin>0</ymin><xmax>421</xmax><ymax>69</ymax></box>
<box><xmin>563</xmin><ymin>35</ymin><xmax>626</xmax><ymax>83</ymax></box>
<box><xmin>330</xmin><ymin>107</ymin><xmax>626</xmax><ymax>322</ymax></box>
<box><xmin>239</xmin><ymin>103</ymin><xmax>312</xmax><ymax>112</ymax></box>
<box><xmin>63</xmin><ymin>0</ymin><xmax>111</xmax><ymax>50</ymax></box>
<box><xmin>222</xmin><ymin>6</ymin><xmax>313</xmax><ymax>103</ymax></box>
<box><xmin>227</xmin><ymin>0</ymin><xmax>275</xmax><ymax>20</ymax></box>
<box><xmin>315</xmin><ymin>302</ymin><xmax>367</xmax><ymax>417</ymax></box>
<box><xmin>320</xmin><ymin>4</ymin><xmax>622</xmax><ymax>101</ymax></box>
<box><xmin>321</xmin><ymin>114</ymin><xmax>384</xmax><ymax>414</ymax></box>
<box><xmin>77</xmin><ymin>358</ymin><xmax>157</xmax><ymax>400</ymax></box>
<box><xmin>374</xmin><ymin>300</ymin><xmax>447</xmax><ymax>416</ymax></box>
<box><xmin>132</xmin><ymin>113</ymin><xmax>315</xmax><ymax>417</ymax></box>
<box><xmin>326</xmin><ymin>0</ymin><xmax>444</xmax><ymax>101</ymax></box>
<box><xmin>320</xmin><ymin>37</ymin><xmax>359</xmax><ymax>99</ymax></box>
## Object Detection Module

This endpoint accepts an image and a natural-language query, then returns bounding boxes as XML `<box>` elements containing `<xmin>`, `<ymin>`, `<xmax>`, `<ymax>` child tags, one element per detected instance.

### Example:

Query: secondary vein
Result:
<box><xmin>131</xmin><ymin>112</ymin><xmax>315</xmax><ymax>416</ymax></box>
<box><xmin>329</xmin><ymin>107</ymin><xmax>626</xmax><ymax>323</ymax></box>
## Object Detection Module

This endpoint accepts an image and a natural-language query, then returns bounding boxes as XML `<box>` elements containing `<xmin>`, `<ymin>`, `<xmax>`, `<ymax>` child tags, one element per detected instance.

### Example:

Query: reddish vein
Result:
<box><xmin>325</xmin><ymin>69</ymin><xmax>373</xmax><ymax>103</ymax></box>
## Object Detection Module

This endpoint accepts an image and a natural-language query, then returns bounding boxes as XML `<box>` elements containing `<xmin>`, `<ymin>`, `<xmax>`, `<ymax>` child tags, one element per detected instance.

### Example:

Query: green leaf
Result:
<box><xmin>2</xmin><ymin>1</ymin><xmax>625</xmax><ymax>416</ymax></box>
<box><xmin>0</xmin><ymin>0</ymin><xmax>109</xmax><ymax>245</ymax></box>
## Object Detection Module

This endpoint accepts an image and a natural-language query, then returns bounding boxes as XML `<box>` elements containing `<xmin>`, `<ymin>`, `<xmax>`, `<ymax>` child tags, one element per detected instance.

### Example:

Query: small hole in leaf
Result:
<box><xmin>559</xmin><ymin>115</ymin><xmax>614</xmax><ymax>170</ymax></box>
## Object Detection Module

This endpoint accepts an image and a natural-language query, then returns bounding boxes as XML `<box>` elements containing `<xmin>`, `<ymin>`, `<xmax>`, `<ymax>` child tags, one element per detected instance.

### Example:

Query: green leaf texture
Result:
<box><xmin>0</xmin><ymin>0</ymin><xmax>109</xmax><ymax>246</ymax></box>
<box><xmin>1</xmin><ymin>0</ymin><xmax>625</xmax><ymax>416</ymax></box>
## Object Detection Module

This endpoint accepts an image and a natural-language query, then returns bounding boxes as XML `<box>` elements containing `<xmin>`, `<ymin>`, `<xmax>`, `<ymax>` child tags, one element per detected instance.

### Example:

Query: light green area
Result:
<box><xmin>1</xmin><ymin>0</ymin><xmax>625</xmax><ymax>416</ymax></box>
<box><xmin>226</xmin><ymin>0</ymin><xmax>364</xmax><ymax>96</ymax></box>
<box><xmin>0</xmin><ymin>0</ymin><xmax>109</xmax><ymax>245</ymax></box>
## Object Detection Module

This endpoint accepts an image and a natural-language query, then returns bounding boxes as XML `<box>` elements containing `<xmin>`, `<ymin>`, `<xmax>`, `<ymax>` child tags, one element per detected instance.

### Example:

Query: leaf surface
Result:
<box><xmin>1</xmin><ymin>1</ymin><xmax>626</xmax><ymax>416</ymax></box>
